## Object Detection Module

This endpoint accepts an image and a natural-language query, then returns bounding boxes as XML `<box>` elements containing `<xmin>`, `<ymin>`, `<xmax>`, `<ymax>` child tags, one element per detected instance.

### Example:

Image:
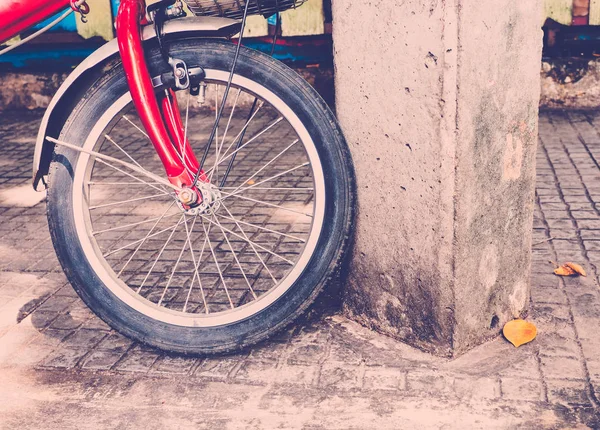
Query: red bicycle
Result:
<box><xmin>1</xmin><ymin>0</ymin><xmax>354</xmax><ymax>354</ymax></box>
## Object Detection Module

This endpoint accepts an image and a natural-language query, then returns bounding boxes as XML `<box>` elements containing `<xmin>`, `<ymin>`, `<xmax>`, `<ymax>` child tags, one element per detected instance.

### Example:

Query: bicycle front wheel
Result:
<box><xmin>47</xmin><ymin>39</ymin><xmax>355</xmax><ymax>354</ymax></box>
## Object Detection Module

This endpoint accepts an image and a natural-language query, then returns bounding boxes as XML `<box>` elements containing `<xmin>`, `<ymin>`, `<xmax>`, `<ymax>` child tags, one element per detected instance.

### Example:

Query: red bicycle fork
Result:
<box><xmin>116</xmin><ymin>0</ymin><xmax>206</xmax><ymax>200</ymax></box>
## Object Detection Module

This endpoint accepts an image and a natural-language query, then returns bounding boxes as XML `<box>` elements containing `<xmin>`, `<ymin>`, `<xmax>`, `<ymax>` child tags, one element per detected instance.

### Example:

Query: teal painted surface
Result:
<box><xmin>2</xmin><ymin>1</ymin><xmax>325</xmax><ymax>69</ymax></box>
<box><xmin>33</xmin><ymin>9</ymin><xmax>78</xmax><ymax>32</ymax></box>
<box><xmin>0</xmin><ymin>48</ymin><xmax>96</xmax><ymax>68</ymax></box>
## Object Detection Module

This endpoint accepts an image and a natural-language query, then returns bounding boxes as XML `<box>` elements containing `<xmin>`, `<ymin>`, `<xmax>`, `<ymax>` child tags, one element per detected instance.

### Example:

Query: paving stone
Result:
<box><xmin>273</xmin><ymin>364</ymin><xmax>319</xmax><ymax>386</ymax></box>
<box><xmin>585</xmin><ymin>359</ymin><xmax>600</xmax><ymax>388</ymax></box>
<box><xmin>570</xmin><ymin>316</ymin><xmax>600</xmax><ymax>342</ymax></box>
<box><xmin>406</xmin><ymin>370</ymin><xmax>455</xmax><ymax>398</ymax></box>
<box><xmin>327</xmin><ymin>338</ymin><xmax>363</xmax><ymax>365</ymax></box>
<box><xmin>531</xmin><ymin>287</ymin><xmax>568</xmax><ymax>305</ymax></box>
<box><xmin>501</xmin><ymin>377</ymin><xmax>544</xmax><ymax>402</ymax></box>
<box><xmin>7</xmin><ymin>338</ymin><xmax>57</xmax><ymax>365</ymax></box>
<box><xmin>29</xmin><ymin>310</ymin><xmax>59</xmax><ymax>330</ymax></box>
<box><xmin>233</xmin><ymin>360</ymin><xmax>277</xmax><ymax>385</ymax></box>
<box><xmin>48</xmin><ymin>313</ymin><xmax>85</xmax><ymax>330</ymax></box>
<box><xmin>195</xmin><ymin>357</ymin><xmax>240</xmax><ymax>380</ymax></box>
<box><xmin>35</xmin><ymin>296</ymin><xmax>74</xmax><ymax>313</ymax></box>
<box><xmin>82</xmin><ymin>350</ymin><xmax>125</xmax><ymax>370</ymax></box>
<box><xmin>532</xmin><ymin>303</ymin><xmax>572</xmax><ymax>321</ymax></box>
<box><xmin>287</xmin><ymin>343</ymin><xmax>328</xmax><ymax>366</ymax></box>
<box><xmin>2</xmin><ymin>108</ymin><xmax>600</xmax><ymax>427</ymax></box>
<box><xmin>362</xmin><ymin>366</ymin><xmax>405</xmax><ymax>392</ymax></box>
<box><xmin>79</xmin><ymin>317</ymin><xmax>112</xmax><ymax>331</ymax></box>
<box><xmin>248</xmin><ymin>342</ymin><xmax>288</xmax><ymax>362</ymax></box>
<box><xmin>540</xmin><ymin>355</ymin><xmax>585</xmax><ymax>380</ymax></box>
<box><xmin>151</xmin><ymin>355</ymin><xmax>197</xmax><ymax>375</ymax></box>
<box><xmin>454</xmin><ymin>376</ymin><xmax>501</xmax><ymax>400</ymax></box>
<box><xmin>61</xmin><ymin>329</ymin><xmax>107</xmax><ymax>349</ymax></box>
<box><xmin>318</xmin><ymin>363</ymin><xmax>362</xmax><ymax>391</ymax></box>
<box><xmin>114</xmin><ymin>350</ymin><xmax>160</xmax><ymax>373</ymax></box>
<box><xmin>545</xmin><ymin>379</ymin><xmax>591</xmax><ymax>406</ymax></box>
<box><xmin>54</xmin><ymin>285</ymin><xmax>79</xmax><ymax>298</ymax></box>
<box><xmin>40</xmin><ymin>327</ymin><xmax>73</xmax><ymax>341</ymax></box>
<box><xmin>537</xmin><ymin>333</ymin><xmax>581</xmax><ymax>358</ymax></box>
<box><xmin>97</xmin><ymin>332</ymin><xmax>134</xmax><ymax>353</ymax></box>
<box><xmin>40</xmin><ymin>348</ymin><xmax>89</xmax><ymax>369</ymax></box>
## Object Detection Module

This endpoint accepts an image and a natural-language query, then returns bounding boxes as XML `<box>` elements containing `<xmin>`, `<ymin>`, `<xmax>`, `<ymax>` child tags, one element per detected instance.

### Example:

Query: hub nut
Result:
<box><xmin>178</xmin><ymin>188</ymin><xmax>198</xmax><ymax>206</ymax></box>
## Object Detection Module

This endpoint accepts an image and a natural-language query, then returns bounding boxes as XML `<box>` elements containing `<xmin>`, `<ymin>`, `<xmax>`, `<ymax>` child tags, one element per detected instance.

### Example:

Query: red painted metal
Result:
<box><xmin>0</xmin><ymin>0</ymin><xmax>71</xmax><ymax>44</ymax></box>
<box><xmin>572</xmin><ymin>0</ymin><xmax>591</xmax><ymax>26</ymax></box>
<box><xmin>116</xmin><ymin>0</ymin><xmax>200</xmax><ymax>190</ymax></box>
<box><xmin>2</xmin><ymin>0</ymin><xmax>206</xmax><ymax>195</ymax></box>
<box><xmin>159</xmin><ymin>89</ymin><xmax>201</xmax><ymax>175</ymax></box>
<box><xmin>572</xmin><ymin>16</ymin><xmax>589</xmax><ymax>26</ymax></box>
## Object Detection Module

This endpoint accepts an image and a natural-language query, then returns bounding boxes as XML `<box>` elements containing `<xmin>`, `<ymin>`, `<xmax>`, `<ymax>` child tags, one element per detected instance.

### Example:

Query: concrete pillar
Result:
<box><xmin>333</xmin><ymin>0</ymin><xmax>543</xmax><ymax>357</ymax></box>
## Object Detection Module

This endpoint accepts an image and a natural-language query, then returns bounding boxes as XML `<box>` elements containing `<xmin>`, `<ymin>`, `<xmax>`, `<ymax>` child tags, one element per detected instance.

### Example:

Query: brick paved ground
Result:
<box><xmin>1</xmin><ymin>110</ymin><xmax>600</xmax><ymax>428</ymax></box>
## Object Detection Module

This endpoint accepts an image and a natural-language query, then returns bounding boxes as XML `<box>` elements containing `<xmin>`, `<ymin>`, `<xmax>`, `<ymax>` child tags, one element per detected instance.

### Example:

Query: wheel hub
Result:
<box><xmin>177</xmin><ymin>183</ymin><xmax>221</xmax><ymax>215</ymax></box>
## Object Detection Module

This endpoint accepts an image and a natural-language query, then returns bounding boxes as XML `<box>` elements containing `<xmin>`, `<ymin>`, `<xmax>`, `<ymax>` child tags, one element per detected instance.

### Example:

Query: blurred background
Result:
<box><xmin>2</xmin><ymin>0</ymin><xmax>600</xmax><ymax>111</ymax></box>
<box><xmin>0</xmin><ymin>0</ymin><xmax>335</xmax><ymax>110</ymax></box>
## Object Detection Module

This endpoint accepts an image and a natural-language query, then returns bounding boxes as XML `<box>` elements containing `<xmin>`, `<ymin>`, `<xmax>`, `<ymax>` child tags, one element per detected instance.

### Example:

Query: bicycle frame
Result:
<box><xmin>0</xmin><ymin>0</ymin><xmax>71</xmax><ymax>44</ymax></box>
<box><xmin>1</xmin><ymin>0</ymin><xmax>204</xmax><ymax>196</ymax></box>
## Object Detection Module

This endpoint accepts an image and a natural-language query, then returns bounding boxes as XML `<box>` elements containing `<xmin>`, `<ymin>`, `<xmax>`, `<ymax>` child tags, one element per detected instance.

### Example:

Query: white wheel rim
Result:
<box><xmin>71</xmin><ymin>69</ymin><xmax>326</xmax><ymax>327</ymax></box>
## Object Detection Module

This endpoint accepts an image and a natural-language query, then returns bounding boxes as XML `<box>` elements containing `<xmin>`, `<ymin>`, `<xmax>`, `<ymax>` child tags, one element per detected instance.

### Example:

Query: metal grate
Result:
<box><xmin>182</xmin><ymin>0</ymin><xmax>306</xmax><ymax>19</ymax></box>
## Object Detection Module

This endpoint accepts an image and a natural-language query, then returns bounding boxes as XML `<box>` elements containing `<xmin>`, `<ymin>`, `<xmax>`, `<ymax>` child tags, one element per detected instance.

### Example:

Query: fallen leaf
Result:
<box><xmin>565</xmin><ymin>262</ymin><xmax>586</xmax><ymax>277</ymax></box>
<box><xmin>503</xmin><ymin>319</ymin><xmax>537</xmax><ymax>348</ymax></box>
<box><xmin>554</xmin><ymin>265</ymin><xmax>576</xmax><ymax>276</ymax></box>
<box><xmin>247</xmin><ymin>179</ymin><xmax>256</xmax><ymax>185</ymax></box>
<box><xmin>553</xmin><ymin>262</ymin><xmax>586</xmax><ymax>277</ymax></box>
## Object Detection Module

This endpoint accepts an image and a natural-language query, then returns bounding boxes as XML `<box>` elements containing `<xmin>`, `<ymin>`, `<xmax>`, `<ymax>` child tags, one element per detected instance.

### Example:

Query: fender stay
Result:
<box><xmin>32</xmin><ymin>16</ymin><xmax>241</xmax><ymax>191</ymax></box>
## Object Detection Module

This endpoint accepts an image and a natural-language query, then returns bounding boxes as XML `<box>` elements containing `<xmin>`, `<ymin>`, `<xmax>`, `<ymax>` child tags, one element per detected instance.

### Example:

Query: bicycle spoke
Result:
<box><xmin>219</xmin><ymin>88</ymin><xmax>242</xmax><ymax>153</ymax></box>
<box><xmin>226</xmin><ymin>139</ymin><xmax>299</xmax><ymax>197</ymax></box>
<box><xmin>197</xmin><ymin>212</ymin><xmax>294</xmax><ymax>265</ymax></box>
<box><xmin>117</xmin><ymin>201</ymin><xmax>178</xmax><ymax>276</ymax></box>
<box><xmin>184</xmin><ymin>217</ymin><xmax>213</xmax><ymax>313</ymax></box>
<box><xmin>158</xmin><ymin>215</ymin><xmax>197</xmax><ymax>306</ymax></box>
<box><xmin>119</xmin><ymin>115</ymin><xmax>173</xmax><ymax>192</ymax></box>
<box><xmin>218</xmin><ymin>191</ymin><xmax>312</xmax><ymax>218</ymax></box>
<box><xmin>122</xmin><ymin>115</ymin><xmax>149</xmax><ymax>139</ymax></box>
<box><xmin>88</xmin><ymin>181</ymin><xmax>165</xmax><ymax>187</ymax></box>
<box><xmin>221</xmin><ymin>202</ymin><xmax>277</xmax><ymax>284</ymax></box>
<box><xmin>181</xmin><ymin>214</ymin><xmax>209</xmax><ymax>314</ymax></box>
<box><xmin>93</xmin><ymin>211</ymin><xmax>180</xmax><ymax>235</ymax></box>
<box><xmin>88</xmin><ymin>192</ymin><xmax>170</xmax><ymax>210</ymax></box>
<box><xmin>94</xmin><ymin>158</ymin><xmax>174</xmax><ymax>197</ymax></box>
<box><xmin>221</xmin><ymin>186</ymin><xmax>314</xmax><ymax>192</ymax></box>
<box><xmin>201</xmin><ymin>216</ymin><xmax>234</xmax><ymax>309</ymax></box>
<box><xmin>213</xmin><ymin>100</ymin><xmax>264</xmax><ymax>168</ymax></box>
<box><xmin>48</xmin><ymin>136</ymin><xmax>180</xmax><ymax>192</ymax></box>
<box><xmin>209</xmin><ymin>88</ymin><xmax>242</xmax><ymax>183</ymax></box>
<box><xmin>216</xmin><ymin>162</ymin><xmax>310</xmax><ymax>204</ymax></box>
<box><xmin>104</xmin><ymin>134</ymin><xmax>145</xmax><ymax>171</ymax></box>
<box><xmin>104</xmin><ymin>219</ymin><xmax>180</xmax><ymax>258</ymax></box>
<box><xmin>205</xmin><ymin>116</ymin><xmax>283</xmax><ymax>176</ymax></box>
<box><xmin>212</xmin><ymin>213</ymin><xmax>257</xmax><ymax>300</ymax></box>
<box><xmin>214</xmin><ymin>212</ymin><xmax>305</xmax><ymax>243</ymax></box>
<box><xmin>137</xmin><ymin>214</ymin><xmax>185</xmax><ymax>293</ymax></box>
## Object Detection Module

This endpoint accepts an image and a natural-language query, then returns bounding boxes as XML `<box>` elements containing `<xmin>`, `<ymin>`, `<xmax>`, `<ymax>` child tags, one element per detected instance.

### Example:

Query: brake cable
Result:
<box><xmin>218</xmin><ymin>11</ymin><xmax>281</xmax><ymax>189</ymax></box>
<box><xmin>190</xmin><ymin>0</ymin><xmax>254</xmax><ymax>188</ymax></box>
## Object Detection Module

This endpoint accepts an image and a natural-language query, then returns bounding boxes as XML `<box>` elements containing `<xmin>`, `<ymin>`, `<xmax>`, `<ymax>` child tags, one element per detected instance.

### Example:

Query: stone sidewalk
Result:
<box><xmin>1</xmin><ymin>110</ymin><xmax>600</xmax><ymax>428</ymax></box>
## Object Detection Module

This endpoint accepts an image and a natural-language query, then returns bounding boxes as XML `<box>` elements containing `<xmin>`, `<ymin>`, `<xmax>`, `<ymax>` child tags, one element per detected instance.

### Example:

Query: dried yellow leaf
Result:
<box><xmin>554</xmin><ymin>265</ymin><xmax>576</xmax><ymax>276</ymax></box>
<box><xmin>565</xmin><ymin>262</ymin><xmax>587</xmax><ymax>277</ymax></box>
<box><xmin>503</xmin><ymin>319</ymin><xmax>537</xmax><ymax>348</ymax></box>
<box><xmin>553</xmin><ymin>262</ymin><xmax>586</xmax><ymax>277</ymax></box>
<box><xmin>247</xmin><ymin>179</ymin><xmax>256</xmax><ymax>185</ymax></box>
